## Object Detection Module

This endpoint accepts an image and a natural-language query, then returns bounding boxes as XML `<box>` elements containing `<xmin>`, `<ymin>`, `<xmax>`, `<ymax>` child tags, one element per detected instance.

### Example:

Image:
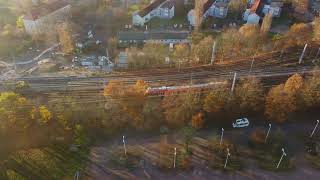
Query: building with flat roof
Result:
<box><xmin>117</xmin><ymin>31</ymin><xmax>190</xmax><ymax>47</ymax></box>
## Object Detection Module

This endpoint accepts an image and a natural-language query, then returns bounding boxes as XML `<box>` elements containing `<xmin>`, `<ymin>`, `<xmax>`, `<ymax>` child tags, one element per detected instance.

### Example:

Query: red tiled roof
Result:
<box><xmin>24</xmin><ymin>0</ymin><xmax>70</xmax><ymax>21</ymax></box>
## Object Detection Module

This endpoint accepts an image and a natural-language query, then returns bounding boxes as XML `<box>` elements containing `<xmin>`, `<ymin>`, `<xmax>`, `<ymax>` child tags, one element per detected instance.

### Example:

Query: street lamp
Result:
<box><xmin>123</xmin><ymin>135</ymin><xmax>127</xmax><ymax>157</ymax></box>
<box><xmin>220</xmin><ymin>128</ymin><xmax>224</xmax><ymax>146</ymax></box>
<box><xmin>276</xmin><ymin>148</ymin><xmax>287</xmax><ymax>169</ymax></box>
<box><xmin>265</xmin><ymin>123</ymin><xmax>272</xmax><ymax>143</ymax></box>
<box><xmin>310</xmin><ymin>120</ymin><xmax>319</xmax><ymax>138</ymax></box>
<box><xmin>224</xmin><ymin>148</ymin><xmax>231</xmax><ymax>169</ymax></box>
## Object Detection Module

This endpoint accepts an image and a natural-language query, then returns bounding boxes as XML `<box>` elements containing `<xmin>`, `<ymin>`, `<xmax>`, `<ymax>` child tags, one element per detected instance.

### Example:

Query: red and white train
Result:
<box><xmin>144</xmin><ymin>81</ymin><xmax>226</xmax><ymax>96</ymax></box>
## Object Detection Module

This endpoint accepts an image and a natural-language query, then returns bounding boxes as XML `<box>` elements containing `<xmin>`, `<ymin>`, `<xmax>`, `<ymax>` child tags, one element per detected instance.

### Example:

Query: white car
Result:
<box><xmin>232</xmin><ymin>118</ymin><xmax>250</xmax><ymax>128</ymax></box>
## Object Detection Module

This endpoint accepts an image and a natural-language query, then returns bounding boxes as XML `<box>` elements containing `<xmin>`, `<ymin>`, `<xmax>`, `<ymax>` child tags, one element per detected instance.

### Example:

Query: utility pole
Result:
<box><xmin>173</xmin><ymin>147</ymin><xmax>177</xmax><ymax>168</ymax></box>
<box><xmin>190</xmin><ymin>72</ymin><xmax>193</xmax><ymax>85</ymax></box>
<box><xmin>224</xmin><ymin>148</ymin><xmax>230</xmax><ymax>169</ymax></box>
<box><xmin>276</xmin><ymin>148</ymin><xmax>287</xmax><ymax>169</ymax></box>
<box><xmin>299</xmin><ymin>43</ymin><xmax>308</xmax><ymax>64</ymax></box>
<box><xmin>123</xmin><ymin>135</ymin><xmax>127</xmax><ymax>157</ymax></box>
<box><xmin>231</xmin><ymin>72</ymin><xmax>237</xmax><ymax>93</ymax></box>
<box><xmin>313</xmin><ymin>47</ymin><xmax>320</xmax><ymax>63</ymax></box>
<box><xmin>211</xmin><ymin>41</ymin><xmax>217</xmax><ymax>65</ymax></box>
<box><xmin>310</xmin><ymin>120</ymin><xmax>319</xmax><ymax>138</ymax></box>
<box><xmin>220</xmin><ymin>128</ymin><xmax>224</xmax><ymax>146</ymax></box>
<box><xmin>265</xmin><ymin>123</ymin><xmax>272</xmax><ymax>143</ymax></box>
<box><xmin>73</xmin><ymin>171</ymin><xmax>79</xmax><ymax>180</ymax></box>
<box><xmin>280</xmin><ymin>49</ymin><xmax>284</xmax><ymax>59</ymax></box>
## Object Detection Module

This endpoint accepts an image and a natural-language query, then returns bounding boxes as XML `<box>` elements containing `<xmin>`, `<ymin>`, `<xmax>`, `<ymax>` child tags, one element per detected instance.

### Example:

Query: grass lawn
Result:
<box><xmin>305</xmin><ymin>154</ymin><xmax>320</xmax><ymax>169</ymax></box>
<box><xmin>4</xmin><ymin>144</ymin><xmax>89</xmax><ymax>180</ymax></box>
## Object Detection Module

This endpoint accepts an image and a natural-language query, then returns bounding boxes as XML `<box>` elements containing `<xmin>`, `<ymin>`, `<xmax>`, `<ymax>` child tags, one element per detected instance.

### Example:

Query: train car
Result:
<box><xmin>145</xmin><ymin>82</ymin><xmax>225</xmax><ymax>96</ymax></box>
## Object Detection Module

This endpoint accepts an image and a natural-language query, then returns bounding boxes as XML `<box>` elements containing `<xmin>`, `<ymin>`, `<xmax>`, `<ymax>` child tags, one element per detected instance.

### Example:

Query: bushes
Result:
<box><xmin>208</xmin><ymin>139</ymin><xmax>242</xmax><ymax>171</ymax></box>
<box><xmin>248</xmin><ymin>129</ymin><xmax>295</xmax><ymax>171</ymax></box>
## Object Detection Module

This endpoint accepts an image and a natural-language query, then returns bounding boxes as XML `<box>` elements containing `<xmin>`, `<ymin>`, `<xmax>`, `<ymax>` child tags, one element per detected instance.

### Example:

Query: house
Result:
<box><xmin>132</xmin><ymin>0</ymin><xmax>175</xmax><ymax>26</ymax></box>
<box><xmin>117</xmin><ymin>31</ymin><xmax>190</xmax><ymax>47</ymax></box>
<box><xmin>243</xmin><ymin>0</ymin><xmax>284</xmax><ymax>24</ymax></box>
<box><xmin>23</xmin><ymin>0</ymin><xmax>71</xmax><ymax>35</ymax></box>
<box><xmin>78</xmin><ymin>56</ymin><xmax>114</xmax><ymax>70</ymax></box>
<box><xmin>116</xmin><ymin>51</ymin><xmax>129</xmax><ymax>68</ymax></box>
<box><xmin>188</xmin><ymin>0</ymin><xmax>230</xmax><ymax>26</ymax></box>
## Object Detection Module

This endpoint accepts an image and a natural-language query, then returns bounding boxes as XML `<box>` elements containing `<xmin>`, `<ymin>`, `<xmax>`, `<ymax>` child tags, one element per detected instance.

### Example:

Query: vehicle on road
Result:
<box><xmin>232</xmin><ymin>118</ymin><xmax>250</xmax><ymax>128</ymax></box>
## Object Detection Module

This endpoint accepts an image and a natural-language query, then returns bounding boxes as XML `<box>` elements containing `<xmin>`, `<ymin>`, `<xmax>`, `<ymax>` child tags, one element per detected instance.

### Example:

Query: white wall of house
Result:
<box><xmin>132</xmin><ymin>13</ymin><xmax>146</xmax><ymax>26</ymax></box>
<box><xmin>247</xmin><ymin>13</ymin><xmax>260</xmax><ymax>24</ymax></box>
<box><xmin>188</xmin><ymin>9</ymin><xmax>195</xmax><ymax>26</ymax></box>
<box><xmin>132</xmin><ymin>0</ymin><xmax>175</xmax><ymax>26</ymax></box>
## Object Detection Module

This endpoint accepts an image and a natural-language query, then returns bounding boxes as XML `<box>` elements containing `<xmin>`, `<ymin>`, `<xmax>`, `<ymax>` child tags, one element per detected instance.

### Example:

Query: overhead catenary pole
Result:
<box><xmin>173</xmin><ymin>147</ymin><xmax>177</xmax><ymax>168</ymax></box>
<box><xmin>310</xmin><ymin>120</ymin><xmax>319</xmax><ymax>138</ymax></box>
<box><xmin>299</xmin><ymin>43</ymin><xmax>308</xmax><ymax>64</ymax></box>
<box><xmin>276</xmin><ymin>148</ymin><xmax>287</xmax><ymax>169</ymax></box>
<box><xmin>224</xmin><ymin>148</ymin><xmax>230</xmax><ymax>169</ymax></box>
<box><xmin>211</xmin><ymin>41</ymin><xmax>217</xmax><ymax>65</ymax></box>
<box><xmin>231</xmin><ymin>72</ymin><xmax>237</xmax><ymax>93</ymax></box>
<box><xmin>73</xmin><ymin>171</ymin><xmax>79</xmax><ymax>180</ymax></box>
<box><xmin>313</xmin><ymin>47</ymin><xmax>320</xmax><ymax>63</ymax></box>
<box><xmin>220</xmin><ymin>128</ymin><xmax>224</xmax><ymax>146</ymax></box>
<box><xmin>265</xmin><ymin>123</ymin><xmax>272</xmax><ymax>143</ymax></box>
<box><xmin>123</xmin><ymin>135</ymin><xmax>127</xmax><ymax>157</ymax></box>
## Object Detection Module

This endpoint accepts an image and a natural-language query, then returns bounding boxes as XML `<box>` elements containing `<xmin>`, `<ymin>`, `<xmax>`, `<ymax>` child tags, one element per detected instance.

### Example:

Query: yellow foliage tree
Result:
<box><xmin>301</xmin><ymin>69</ymin><xmax>320</xmax><ymax>107</ymax></box>
<box><xmin>39</xmin><ymin>106</ymin><xmax>52</xmax><ymax>125</ymax></box>
<box><xmin>57</xmin><ymin>23</ymin><xmax>74</xmax><ymax>55</ymax></box>
<box><xmin>191</xmin><ymin>112</ymin><xmax>205</xmax><ymax>129</ymax></box>
<box><xmin>265</xmin><ymin>84</ymin><xmax>297</xmax><ymax>123</ymax></box>
<box><xmin>284</xmin><ymin>73</ymin><xmax>304</xmax><ymax>95</ymax></box>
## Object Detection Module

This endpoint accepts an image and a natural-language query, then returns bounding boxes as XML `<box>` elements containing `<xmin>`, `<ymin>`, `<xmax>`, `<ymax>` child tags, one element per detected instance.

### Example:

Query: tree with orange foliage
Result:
<box><xmin>191</xmin><ymin>112</ymin><xmax>205</xmax><ymax>130</ymax></box>
<box><xmin>301</xmin><ymin>69</ymin><xmax>320</xmax><ymax>108</ymax></box>
<box><xmin>235</xmin><ymin>77</ymin><xmax>265</xmax><ymax>113</ymax></box>
<box><xmin>284</xmin><ymin>73</ymin><xmax>304</xmax><ymax>95</ymax></box>
<box><xmin>104</xmin><ymin>80</ymin><xmax>126</xmax><ymax>97</ymax></box>
<box><xmin>162</xmin><ymin>91</ymin><xmax>201</xmax><ymax>128</ymax></box>
<box><xmin>282</xmin><ymin>23</ymin><xmax>312</xmax><ymax>48</ymax></box>
<box><xmin>265</xmin><ymin>84</ymin><xmax>297</xmax><ymax>123</ymax></box>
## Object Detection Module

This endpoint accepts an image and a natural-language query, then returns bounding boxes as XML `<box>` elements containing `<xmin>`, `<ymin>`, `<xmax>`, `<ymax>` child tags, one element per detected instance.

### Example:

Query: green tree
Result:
<box><xmin>235</xmin><ymin>77</ymin><xmax>265</xmax><ymax>113</ymax></box>
<box><xmin>16</xmin><ymin>16</ymin><xmax>24</xmax><ymax>29</ymax></box>
<box><xmin>162</xmin><ymin>91</ymin><xmax>201</xmax><ymax>128</ymax></box>
<box><xmin>0</xmin><ymin>92</ymin><xmax>32</xmax><ymax>133</ymax></box>
<box><xmin>314</xmin><ymin>17</ymin><xmax>320</xmax><ymax>42</ymax></box>
<box><xmin>265</xmin><ymin>84</ymin><xmax>297</xmax><ymax>123</ymax></box>
<box><xmin>191</xmin><ymin>36</ymin><xmax>215</xmax><ymax>64</ymax></box>
<box><xmin>39</xmin><ymin>106</ymin><xmax>52</xmax><ymax>125</ymax></box>
<box><xmin>74</xmin><ymin>124</ymin><xmax>88</xmax><ymax>146</ymax></box>
<box><xmin>180</xmin><ymin>126</ymin><xmax>196</xmax><ymax>152</ymax></box>
<box><xmin>173</xmin><ymin>44</ymin><xmax>190</xmax><ymax>65</ymax></box>
<box><xmin>301</xmin><ymin>69</ymin><xmax>320</xmax><ymax>108</ymax></box>
<box><xmin>127</xmin><ymin>43</ymin><xmax>168</xmax><ymax>69</ymax></box>
<box><xmin>203</xmin><ymin>86</ymin><xmax>231</xmax><ymax>113</ymax></box>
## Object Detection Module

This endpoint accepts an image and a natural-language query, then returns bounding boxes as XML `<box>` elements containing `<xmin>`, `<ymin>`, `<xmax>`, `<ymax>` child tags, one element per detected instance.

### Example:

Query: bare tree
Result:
<box><xmin>260</xmin><ymin>13</ymin><xmax>273</xmax><ymax>35</ymax></box>
<box><xmin>194</xmin><ymin>0</ymin><xmax>206</xmax><ymax>31</ymax></box>
<box><xmin>57</xmin><ymin>23</ymin><xmax>74</xmax><ymax>55</ymax></box>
